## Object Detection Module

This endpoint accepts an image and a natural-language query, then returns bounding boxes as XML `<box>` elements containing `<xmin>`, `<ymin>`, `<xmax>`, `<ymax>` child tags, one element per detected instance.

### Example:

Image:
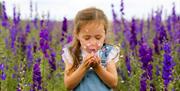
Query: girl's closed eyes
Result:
<box><xmin>95</xmin><ymin>35</ymin><xmax>102</xmax><ymax>40</ymax></box>
<box><xmin>83</xmin><ymin>35</ymin><xmax>102</xmax><ymax>40</ymax></box>
<box><xmin>83</xmin><ymin>35</ymin><xmax>90</xmax><ymax>40</ymax></box>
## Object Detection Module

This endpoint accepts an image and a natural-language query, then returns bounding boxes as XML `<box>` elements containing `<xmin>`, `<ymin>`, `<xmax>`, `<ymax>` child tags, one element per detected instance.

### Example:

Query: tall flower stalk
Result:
<box><xmin>130</xmin><ymin>18</ymin><xmax>137</xmax><ymax>50</ymax></box>
<box><xmin>1</xmin><ymin>1</ymin><xmax>9</xmax><ymax>28</ymax></box>
<box><xmin>39</xmin><ymin>19</ymin><xmax>56</xmax><ymax>73</ymax></box>
<box><xmin>39</xmin><ymin>21</ymin><xmax>50</xmax><ymax>58</ymax></box>
<box><xmin>139</xmin><ymin>43</ymin><xmax>155</xmax><ymax>91</ymax></box>
<box><xmin>111</xmin><ymin>4</ymin><xmax>121</xmax><ymax>42</ymax></box>
<box><xmin>120</xmin><ymin>0</ymin><xmax>124</xmax><ymax>16</ymax></box>
<box><xmin>32</xmin><ymin>59</ymin><xmax>42</xmax><ymax>91</ymax></box>
<box><xmin>125</xmin><ymin>55</ymin><xmax>131</xmax><ymax>76</ymax></box>
<box><xmin>162</xmin><ymin>43</ymin><xmax>175</xmax><ymax>91</ymax></box>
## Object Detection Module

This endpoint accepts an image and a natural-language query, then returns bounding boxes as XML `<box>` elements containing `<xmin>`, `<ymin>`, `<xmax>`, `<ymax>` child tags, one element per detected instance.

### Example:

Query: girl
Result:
<box><xmin>62</xmin><ymin>7</ymin><xmax>120</xmax><ymax>91</ymax></box>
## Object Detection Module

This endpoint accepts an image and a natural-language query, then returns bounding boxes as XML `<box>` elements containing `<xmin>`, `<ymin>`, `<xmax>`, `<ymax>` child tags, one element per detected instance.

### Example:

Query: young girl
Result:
<box><xmin>62</xmin><ymin>7</ymin><xmax>120</xmax><ymax>91</ymax></box>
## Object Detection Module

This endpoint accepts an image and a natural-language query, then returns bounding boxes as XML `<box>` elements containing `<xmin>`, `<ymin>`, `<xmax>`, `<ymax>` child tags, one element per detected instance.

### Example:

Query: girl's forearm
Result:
<box><xmin>65</xmin><ymin>65</ymin><xmax>88</xmax><ymax>90</ymax></box>
<box><xmin>94</xmin><ymin>65</ymin><xmax>118</xmax><ymax>88</ymax></box>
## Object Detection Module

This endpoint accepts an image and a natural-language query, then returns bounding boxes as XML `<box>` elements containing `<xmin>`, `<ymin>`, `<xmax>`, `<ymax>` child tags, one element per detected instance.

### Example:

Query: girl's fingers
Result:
<box><xmin>83</xmin><ymin>54</ymin><xmax>101</xmax><ymax>68</ymax></box>
<box><xmin>84</xmin><ymin>53</ymin><xmax>94</xmax><ymax>61</ymax></box>
<box><xmin>84</xmin><ymin>58</ymin><xmax>94</xmax><ymax>67</ymax></box>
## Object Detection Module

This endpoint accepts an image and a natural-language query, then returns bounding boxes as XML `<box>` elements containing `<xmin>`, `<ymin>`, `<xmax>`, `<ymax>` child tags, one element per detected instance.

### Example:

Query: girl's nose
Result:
<box><xmin>89</xmin><ymin>39</ymin><xmax>98</xmax><ymax>45</ymax></box>
<box><xmin>87</xmin><ymin>42</ymin><xmax>98</xmax><ymax>50</ymax></box>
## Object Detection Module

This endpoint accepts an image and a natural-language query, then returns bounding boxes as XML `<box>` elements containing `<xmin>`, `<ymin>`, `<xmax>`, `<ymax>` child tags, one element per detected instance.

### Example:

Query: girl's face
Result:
<box><xmin>77</xmin><ymin>21</ymin><xmax>106</xmax><ymax>53</ymax></box>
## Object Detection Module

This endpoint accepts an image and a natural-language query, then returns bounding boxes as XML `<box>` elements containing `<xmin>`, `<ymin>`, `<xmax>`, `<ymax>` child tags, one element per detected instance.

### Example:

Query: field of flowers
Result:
<box><xmin>0</xmin><ymin>1</ymin><xmax>179</xmax><ymax>91</ymax></box>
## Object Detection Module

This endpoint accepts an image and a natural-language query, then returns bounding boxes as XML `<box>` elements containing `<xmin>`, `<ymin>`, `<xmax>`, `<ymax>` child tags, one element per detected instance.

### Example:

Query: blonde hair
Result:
<box><xmin>67</xmin><ymin>7</ymin><xmax>109</xmax><ymax>74</ymax></box>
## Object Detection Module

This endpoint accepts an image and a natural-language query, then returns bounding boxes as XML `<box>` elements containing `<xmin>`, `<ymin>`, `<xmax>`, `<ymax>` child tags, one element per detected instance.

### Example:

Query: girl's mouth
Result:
<box><xmin>88</xmin><ymin>49</ymin><xmax>97</xmax><ymax>53</ymax></box>
<box><xmin>85</xmin><ymin>43</ymin><xmax>102</xmax><ymax>53</ymax></box>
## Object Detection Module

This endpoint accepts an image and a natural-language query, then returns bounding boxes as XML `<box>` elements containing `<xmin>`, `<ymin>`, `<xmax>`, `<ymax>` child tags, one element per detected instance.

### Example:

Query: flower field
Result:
<box><xmin>0</xmin><ymin>1</ymin><xmax>179</xmax><ymax>91</ymax></box>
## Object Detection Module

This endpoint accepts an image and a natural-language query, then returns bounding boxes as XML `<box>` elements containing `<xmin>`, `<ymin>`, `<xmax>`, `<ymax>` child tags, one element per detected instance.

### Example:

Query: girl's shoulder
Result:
<box><xmin>62</xmin><ymin>43</ymin><xmax>73</xmax><ymax>53</ymax></box>
<box><xmin>62</xmin><ymin>44</ymin><xmax>73</xmax><ymax>64</ymax></box>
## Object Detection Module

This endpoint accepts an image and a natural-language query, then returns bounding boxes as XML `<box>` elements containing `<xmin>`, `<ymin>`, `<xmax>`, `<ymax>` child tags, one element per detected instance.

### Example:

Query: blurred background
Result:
<box><xmin>2</xmin><ymin>0</ymin><xmax>180</xmax><ymax>20</ymax></box>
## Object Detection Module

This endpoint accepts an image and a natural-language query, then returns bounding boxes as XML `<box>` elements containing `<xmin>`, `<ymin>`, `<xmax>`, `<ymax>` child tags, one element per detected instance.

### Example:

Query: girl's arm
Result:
<box><xmin>93</xmin><ymin>60</ymin><xmax>118</xmax><ymax>89</ymax></box>
<box><xmin>64</xmin><ymin>54</ymin><xmax>94</xmax><ymax>90</ymax></box>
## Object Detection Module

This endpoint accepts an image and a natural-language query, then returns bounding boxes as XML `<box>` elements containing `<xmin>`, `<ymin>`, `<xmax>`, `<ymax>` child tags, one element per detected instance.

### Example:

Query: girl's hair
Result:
<box><xmin>67</xmin><ymin>7</ymin><xmax>109</xmax><ymax>75</ymax></box>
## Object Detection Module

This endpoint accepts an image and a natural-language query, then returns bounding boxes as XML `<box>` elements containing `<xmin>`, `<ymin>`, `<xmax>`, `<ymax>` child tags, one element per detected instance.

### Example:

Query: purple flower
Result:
<box><xmin>62</xmin><ymin>17</ymin><xmax>67</xmax><ymax>32</ymax></box>
<box><xmin>48</xmin><ymin>52</ymin><xmax>56</xmax><ymax>72</ymax></box>
<box><xmin>33</xmin><ymin>17</ymin><xmax>38</xmax><ymax>29</ymax></box>
<box><xmin>33</xmin><ymin>41</ymin><xmax>38</xmax><ymax>53</ymax></box>
<box><xmin>111</xmin><ymin>4</ymin><xmax>121</xmax><ymax>37</ymax></box>
<box><xmin>158</xmin><ymin>25</ymin><xmax>168</xmax><ymax>44</ymax></box>
<box><xmin>120</xmin><ymin>0</ymin><xmax>124</xmax><ymax>15</ymax></box>
<box><xmin>140</xmin><ymin>73</ymin><xmax>147</xmax><ymax>91</ymax></box>
<box><xmin>125</xmin><ymin>55</ymin><xmax>131</xmax><ymax>76</ymax></box>
<box><xmin>32</xmin><ymin>62</ymin><xmax>42</xmax><ymax>91</ymax></box>
<box><xmin>16</xmin><ymin>12</ymin><xmax>21</xmax><ymax>24</ymax></box>
<box><xmin>67</xmin><ymin>35</ymin><xmax>73</xmax><ymax>43</ymax></box>
<box><xmin>162</xmin><ymin>43</ymin><xmax>175</xmax><ymax>90</ymax></box>
<box><xmin>166</xmin><ymin>16</ymin><xmax>173</xmax><ymax>40</ymax></box>
<box><xmin>171</xmin><ymin>3</ymin><xmax>177</xmax><ymax>23</ymax></box>
<box><xmin>139</xmin><ymin>43</ymin><xmax>154</xmax><ymax>90</ymax></box>
<box><xmin>40</xmin><ymin>28</ymin><xmax>49</xmax><ymax>41</ymax></box>
<box><xmin>163</xmin><ymin>43</ymin><xmax>171</xmax><ymax>54</ymax></box>
<box><xmin>139</xmin><ymin>44</ymin><xmax>153</xmax><ymax>64</ymax></box>
<box><xmin>40</xmin><ymin>20</ymin><xmax>44</xmax><ymax>27</ymax></box>
<box><xmin>0</xmin><ymin>64</ymin><xmax>6</xmax><ymax>80</ymax></box>
<box><xmin>60</xmin><ymin>17</ymin><xmax>69</xmax><ymax>44</ymax></box>
<box><xmin>13</xmin><ymin>6</ymin><xmax>17</xmax><ymax>24</ymax></box>
<box><xmin>153</xmin><ymin>36</ymin><xmax>160</xmax><ymax>55</ymax></box>
<box><xmin>26</xmin><ymin>23</ymin><xmax>31</xmax><ymax>33</ymax></box>
<box><xmin>35</xmin><ymin>58</ymin><xmax>41</xmax><ymax>63</ymax></box>
<box><xmin>1</xmin><ymin>1</ymin><xmax>9</xmax><ymax>27</ymax></box>
<box><xmin>13</xmin><ymin>65</ymin><xmax>18</xmax><ymax>72</ymax></box>
<box><xmin>155</xmin><ymin>9</ymin><xmax>162</xmax><ymax>32</ymax></box>
<box><xmin>12</xmin><ymin>65</ymin><xmax>18</xmax><ymax>79</ymax></box>
<box><xmin>1</xmin><ymin>71</ymin><xmax>6</xmax><ymax>80</ymax></box>
<box><xmin>39</xmin><ymin>28</ymin><xmax>50</xmax><ymax>58</ymax></box>
<box><xmin>12</xmin><ymin>6</ymin><xmax>21</xmax><ymax>25</ymax></box>
<box><xmin>10</xmin><ymin>26</ymin><xmax>18</xmax><ymax>52</ymax></box>
<box><xmin>166</xmin><ymin>16</ymin><xmax>171</xmax><ymax>32</ymax></box>
<box><xmin>111</xmin><ymin>4</ymin><xmax>117</xmax><ymax>21</ymax></box>
<box><xmin>26</xmin><ymin>44</ymin><xmax>33</xmax><ymax>68</ymax></box>
<box><xmin>17</xmin><ymin>32</ymin><xmax>27</xmax><ymax>52</ymax></box>
<box><xmin>130</xmin><ymin>18</ymin><xmax>137</xmax><ymax>50</ymax></box>
<box><xmin>123</xmin><ymin>20</ymin><xmax>131</xmax><ymax>42</ymax></box>
<box><xmin>139</xmin><ymin>20</ymin><xmax>144</xmax><ymax>34</ymax></box>
<box><xmin>0</xmin><ymin>64</ymin><xmax>4</xmax><ymax>71</ymax></box>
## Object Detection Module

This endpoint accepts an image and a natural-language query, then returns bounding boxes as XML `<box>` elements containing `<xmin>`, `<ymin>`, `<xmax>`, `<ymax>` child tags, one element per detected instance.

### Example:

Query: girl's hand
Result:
<box><xmin>81</xmin><ymin>53</ymin><xmax>95</xmax><ymax>70</ymax></box>
<box><xmin>91</xmin><ymin>55</ymin><xmax>101</xmax><ymax>69</ymax></box>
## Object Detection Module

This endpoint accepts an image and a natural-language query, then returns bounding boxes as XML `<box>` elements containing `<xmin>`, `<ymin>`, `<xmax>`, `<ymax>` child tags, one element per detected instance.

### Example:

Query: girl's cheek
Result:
<box><xmin>87</xmin><ymin>43</ymin><xmax>91</xmax><ymax>47</ymax></box>
<box><xmin>97</xmin><ymin>42</ymin><xmax>103</xmax><ymax>48</ymax></box>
